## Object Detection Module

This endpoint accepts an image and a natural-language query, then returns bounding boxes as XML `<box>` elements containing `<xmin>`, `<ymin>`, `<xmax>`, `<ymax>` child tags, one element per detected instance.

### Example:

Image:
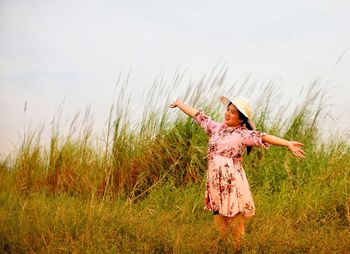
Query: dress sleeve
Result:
<box><xmin>193</xmin><ymin>111</ymin><xmax>220</xmax><ymax>136</ymax></box>
<box><xmin>240</xmin><ymin>129</ymin><xmax>270</xmax><ymax>148</ymax></box>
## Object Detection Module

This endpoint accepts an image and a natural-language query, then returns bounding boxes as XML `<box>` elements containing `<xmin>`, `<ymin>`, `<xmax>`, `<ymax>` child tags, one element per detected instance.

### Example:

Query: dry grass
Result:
<box><xmin>1</xmin><ymin>71</ymin><xmax>349</xmax><ymax>253</ymax></box>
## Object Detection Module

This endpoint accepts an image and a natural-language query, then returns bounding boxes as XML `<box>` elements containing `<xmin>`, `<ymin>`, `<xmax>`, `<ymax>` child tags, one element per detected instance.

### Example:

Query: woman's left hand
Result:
<box><xmin>287</xmin><ymin>141</ymin><xmax>306</xmax><ymax>158</ymax></box>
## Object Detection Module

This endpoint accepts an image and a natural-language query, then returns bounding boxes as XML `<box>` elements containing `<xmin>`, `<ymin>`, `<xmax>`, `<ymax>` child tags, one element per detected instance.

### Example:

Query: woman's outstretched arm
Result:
<box><xmin>169</xmin><ymin>100</ymin><xmax>198</xmax><ymax>118</ymax></box>
<box><xmin>262</xmin><ymin>134</ymin><xmax>306</xmax><ymax>158</ymax></box>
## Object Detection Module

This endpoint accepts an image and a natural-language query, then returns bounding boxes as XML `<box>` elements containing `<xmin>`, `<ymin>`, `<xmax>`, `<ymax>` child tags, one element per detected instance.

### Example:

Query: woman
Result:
<box><xmin>169</xmin><ymin>96</ymin><xmax>305</xmax><ymax>249</ymax></box>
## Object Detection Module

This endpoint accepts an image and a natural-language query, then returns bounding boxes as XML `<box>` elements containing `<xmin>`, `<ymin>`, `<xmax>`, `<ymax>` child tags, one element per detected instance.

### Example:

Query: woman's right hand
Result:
<box><xmin>169</xmin><ymin>100</ymin><xmax>198</xmax><ymax>117</ymax></box>
<box><xmin>169</xmin><ymin>100</ymin><xmax>180</xmax><ymax>108</ymax></box>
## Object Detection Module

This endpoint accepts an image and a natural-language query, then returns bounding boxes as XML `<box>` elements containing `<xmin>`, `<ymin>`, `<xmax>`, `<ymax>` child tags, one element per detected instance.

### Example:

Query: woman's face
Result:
<box><xmin>224</xmin><ymin>103</ymin><xmax>243</xmax><ymax>127</ymax></box>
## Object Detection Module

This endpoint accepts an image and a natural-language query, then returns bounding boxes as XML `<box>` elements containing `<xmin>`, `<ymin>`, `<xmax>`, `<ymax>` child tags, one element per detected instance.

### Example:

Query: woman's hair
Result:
<box><xmin>228</xmin><ymin>102</ymin><xmax>253</xmax><ymax>155</ymax></box>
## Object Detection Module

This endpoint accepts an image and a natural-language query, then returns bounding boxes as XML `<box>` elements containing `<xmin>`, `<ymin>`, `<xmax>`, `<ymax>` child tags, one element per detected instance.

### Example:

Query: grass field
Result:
<box><xmin>1</xmin><ymin>73</ymin><xmax>349</xmax><ymax>253</ymax></box>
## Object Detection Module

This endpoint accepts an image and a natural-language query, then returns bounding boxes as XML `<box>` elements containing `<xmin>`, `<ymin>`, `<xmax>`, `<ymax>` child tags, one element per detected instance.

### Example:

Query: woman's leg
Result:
<box><xmin>227</xmin><ymin>212</ymin><xmax>246</xmax><ymax>249</ymax></box>
<box><xmin>213</xmin><ymin>214</ymin><xmax>227</xmax><ymax>236</ymax></box>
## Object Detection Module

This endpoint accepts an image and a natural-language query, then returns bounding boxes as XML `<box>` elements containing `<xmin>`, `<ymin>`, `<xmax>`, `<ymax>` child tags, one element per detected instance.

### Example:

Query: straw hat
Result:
<box><xmin>220</xmin><ymin>96</ymin><xmax>256</xmax><ymax>129</ymax></box>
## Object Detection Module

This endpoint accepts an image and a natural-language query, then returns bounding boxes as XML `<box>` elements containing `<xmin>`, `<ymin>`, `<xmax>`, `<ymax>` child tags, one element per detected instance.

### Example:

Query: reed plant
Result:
<box><xmin>1</xmin><ymin>69</ymin><xmax>349</xmax><ymax>253</ymax></box>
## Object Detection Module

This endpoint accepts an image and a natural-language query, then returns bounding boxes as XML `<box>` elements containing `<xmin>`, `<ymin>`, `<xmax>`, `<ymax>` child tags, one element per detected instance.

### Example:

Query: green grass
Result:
<box><xmin>0</xmin><ymin>72</ymin><xmax>349</xmax><ymax>253</ymax></box>
<box><xmin>1</xmin><ymin>182</ymin><xmax>349</xmax><ymax>253</ymax></box>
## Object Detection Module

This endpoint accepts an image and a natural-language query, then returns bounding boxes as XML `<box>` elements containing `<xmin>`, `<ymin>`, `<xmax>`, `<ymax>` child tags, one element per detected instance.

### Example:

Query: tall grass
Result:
<box><xmin>1</xmin><ymin>70</ymin><xmax>349</xmax><ymax>253</ymax></box>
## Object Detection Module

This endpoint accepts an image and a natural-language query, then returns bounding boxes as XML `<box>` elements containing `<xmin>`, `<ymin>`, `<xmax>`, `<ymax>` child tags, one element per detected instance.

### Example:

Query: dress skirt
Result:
<box><xmin>205</xmin><ymin>155</ymin><xmax>255</xmax><ymax>218</ymax></box>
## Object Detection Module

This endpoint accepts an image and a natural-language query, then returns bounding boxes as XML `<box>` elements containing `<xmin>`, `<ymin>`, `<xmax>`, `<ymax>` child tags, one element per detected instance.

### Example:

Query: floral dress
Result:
<box><xmin>193</xmin><ymin>111</ymin><xmax>270</xmax><ymax>218</ymax></box>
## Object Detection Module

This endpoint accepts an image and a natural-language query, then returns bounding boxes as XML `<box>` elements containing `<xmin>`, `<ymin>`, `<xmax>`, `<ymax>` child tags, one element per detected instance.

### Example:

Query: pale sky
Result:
<box><xmin>1</xmin><ymin>0</ymin><xmax>350</xmax><ymax>157</ymax></box>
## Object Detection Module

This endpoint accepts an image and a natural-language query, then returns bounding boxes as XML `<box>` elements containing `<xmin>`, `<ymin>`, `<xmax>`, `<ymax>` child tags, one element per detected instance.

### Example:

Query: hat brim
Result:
<box><xmin>247</xmin><ymin>119</ymin><xmax>256</xmax><ymax>130</ymax></box>
<box><xmin>219</xmin><ymin>96</ymin><xmax>230</xmax><ymax>107</ymax></box>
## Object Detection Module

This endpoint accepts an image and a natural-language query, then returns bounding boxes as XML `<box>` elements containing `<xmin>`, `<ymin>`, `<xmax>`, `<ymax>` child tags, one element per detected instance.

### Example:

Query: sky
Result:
<box><xmin>0</xmin><ymin>0</ymin><xmax>349</xmax><ymax>157</ymax></box>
